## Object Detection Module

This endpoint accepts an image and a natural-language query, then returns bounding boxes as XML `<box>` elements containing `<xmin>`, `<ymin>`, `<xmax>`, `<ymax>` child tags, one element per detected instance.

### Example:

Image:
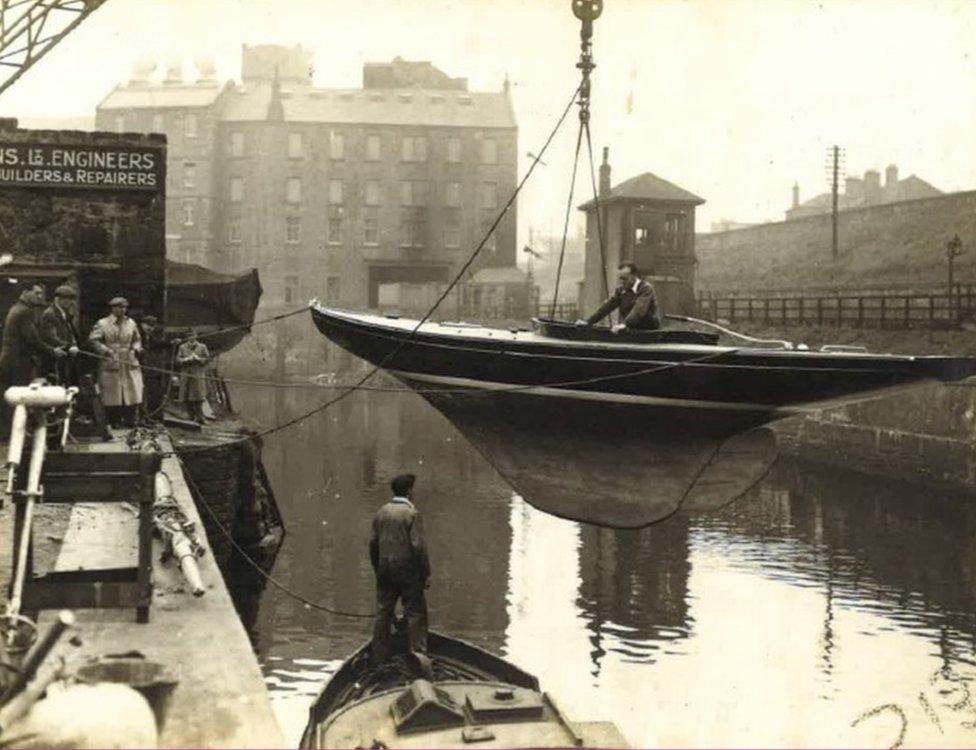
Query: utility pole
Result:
<box><xmin>829</xmin><ymin>145</ymin><xmax>840</xmax><ymax>259</ymax></box>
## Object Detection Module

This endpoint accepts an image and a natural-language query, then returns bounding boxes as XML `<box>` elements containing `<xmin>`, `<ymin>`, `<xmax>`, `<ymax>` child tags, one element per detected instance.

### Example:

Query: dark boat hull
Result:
<box><xmin>309</xmin><ymin>305</ymin><xmax>976</xmax><ymax>526</ymax></box>
<box><xmin>310</xmin><ymin>306</ymin><xmax>976</xmax><ymax>416</ymax></box>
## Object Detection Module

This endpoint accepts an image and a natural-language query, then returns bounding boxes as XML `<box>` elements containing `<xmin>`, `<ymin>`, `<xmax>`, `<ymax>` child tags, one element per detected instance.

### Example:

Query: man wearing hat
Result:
<box><xmin>88</xmin><ymin>296</ymin><xmax>144</xmax><ymax>428</ymax></box>
<box><xmin>369</xmin><ymin>473</ymin><xmax>431</xmax><ymax>667</ymax></box>
<box><xmin>39</xmin><ymin>284</ymin><xmax>81</xmax><ymax>386</ymax></box>
<box><xmin>176</xmin><ymin>328</ymin><xmax>211</xmax><ymax>424</ymax></box>
<box><xmin>139</xmin><ymin>314</ymin><xmax>171</xmax><ymax>419</ymax></box>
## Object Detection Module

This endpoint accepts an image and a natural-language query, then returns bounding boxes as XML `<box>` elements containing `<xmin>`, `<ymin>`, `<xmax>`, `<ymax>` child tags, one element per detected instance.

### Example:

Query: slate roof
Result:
<box><xmin>579</xmin><ymin>171</ymin><xmax>705</xmax><ymax>210</ymax></box>
<box><xmin>98</xmin><ymin>82</ymin><xmax>228</xmax><ymax>110</ymax></box>
<box><xmin>220</xmin><ymin>82</ymin><xmax>516</xmax><ymax>128</ymax></box>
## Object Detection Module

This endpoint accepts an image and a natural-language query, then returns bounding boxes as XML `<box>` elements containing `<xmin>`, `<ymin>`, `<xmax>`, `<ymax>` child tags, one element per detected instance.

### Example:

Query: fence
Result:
<box><xmin>535</xmin><ymin>302</ymin><xmax>579</xmax><ymax>320</ymax></box>
<box><xmin>697</xmin><ymin>286</ymin><xmax>976</xmax><ymax>329</ymax></box>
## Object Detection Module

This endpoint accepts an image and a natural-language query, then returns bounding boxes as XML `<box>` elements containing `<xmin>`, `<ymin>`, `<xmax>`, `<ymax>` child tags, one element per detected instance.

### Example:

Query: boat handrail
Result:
<box><xmin>665</xmin><ymin>314</ymin><xmax>794</xmax><ymax>349</ymax></box>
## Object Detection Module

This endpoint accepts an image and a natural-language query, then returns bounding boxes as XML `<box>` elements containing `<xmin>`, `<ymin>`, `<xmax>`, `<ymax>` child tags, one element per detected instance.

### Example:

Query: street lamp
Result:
<box><xmin>947</xmin><ymin>234</ymin><xmax>963</xmax><ymax>322</ymax></box>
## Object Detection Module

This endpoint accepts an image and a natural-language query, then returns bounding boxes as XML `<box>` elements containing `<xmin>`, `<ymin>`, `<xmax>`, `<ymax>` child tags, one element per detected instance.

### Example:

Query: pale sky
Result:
<box><xmin>3</xmin><ymin>0</ymin><xmax>975</xmax><ymax>242</ymax></box>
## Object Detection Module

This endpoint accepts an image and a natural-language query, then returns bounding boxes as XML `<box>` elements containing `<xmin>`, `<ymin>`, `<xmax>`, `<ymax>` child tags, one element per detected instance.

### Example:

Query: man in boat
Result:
<box><xmin>369</xmin><ymin>473</ymin><xmax>431</xmax><ymax>667</ymax></box>
<box><xmin>576</xmin><ymin>260</ymin><xmax>662</xmax><ymax>331</ymax></box>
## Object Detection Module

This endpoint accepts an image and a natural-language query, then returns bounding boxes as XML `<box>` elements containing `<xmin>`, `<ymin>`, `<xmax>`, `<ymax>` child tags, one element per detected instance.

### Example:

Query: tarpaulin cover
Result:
<box><xmin>165</xmin><ymin>259</ymin><xmax>262</xmax><ymax>354</ymax></box>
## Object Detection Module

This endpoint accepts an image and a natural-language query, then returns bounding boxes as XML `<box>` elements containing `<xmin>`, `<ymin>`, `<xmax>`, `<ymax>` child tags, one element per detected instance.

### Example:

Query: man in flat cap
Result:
<box><xmin>0</xmin><ymin>281</ymin><xmax>64</xmax><ymax>434</ymax></box>
<box><xmin>139</xmin><ymin>314</ymin><xmax>171</xmax><ymax>420</ymax></box>
<box><xmin>369</xmin><ymin>473</ymin><xmax>431</xmax><ymax>667</ymax></box>
<box><xmin>39</xmin><ymin>284</ymin><xmax>81</xmax><ymax>387</ymax></box>
<box><xmin>88</xmin><ymin>296</ymin><xmax>144</xmax><ymax>428</ymax></box>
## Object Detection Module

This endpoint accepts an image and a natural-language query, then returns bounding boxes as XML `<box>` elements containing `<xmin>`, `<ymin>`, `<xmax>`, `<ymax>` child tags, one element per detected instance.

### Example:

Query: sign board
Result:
<box><xmin>0</xmin><ymin>143</ymin><xmax>163</xmax><ymax>191</ymax></box>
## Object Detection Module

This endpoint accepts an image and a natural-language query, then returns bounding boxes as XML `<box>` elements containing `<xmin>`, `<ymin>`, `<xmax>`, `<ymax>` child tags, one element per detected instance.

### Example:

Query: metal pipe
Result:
<box><xmin>7</xmin><ymin>415</ymin><xmax>48</xmax><ymax>618</ymax></box>
<box><xmin>4</xmin><ymin>403</ymin><xmax>27</xmax><ymax>498</ymax></box>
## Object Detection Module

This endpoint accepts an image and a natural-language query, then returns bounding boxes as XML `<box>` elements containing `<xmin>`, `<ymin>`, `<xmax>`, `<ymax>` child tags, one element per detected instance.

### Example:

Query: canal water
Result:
<box><xmin>230</xmin><ymin>383</ymin><xmax>976</xmax><ymax>748</ymax></box>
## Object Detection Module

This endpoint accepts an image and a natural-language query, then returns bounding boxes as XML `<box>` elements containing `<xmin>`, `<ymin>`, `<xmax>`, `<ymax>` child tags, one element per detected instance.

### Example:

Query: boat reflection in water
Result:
<box><xmin>415</xmin><ymin>384</ymin><xmax>779</xmax><ymax>528</ymax></box>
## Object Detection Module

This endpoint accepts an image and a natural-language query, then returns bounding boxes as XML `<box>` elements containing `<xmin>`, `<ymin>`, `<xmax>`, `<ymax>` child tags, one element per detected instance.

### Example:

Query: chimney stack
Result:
<box><xmin>792</xmin><ymin>182</ymin><xmax>799</xmax><ymax>209</ymax></box>
<box><xmin>599</xmin><ymin>146</ymin><xmax>611</xmax><ymax>199</ymax></box>
<box><xmin>885</xmin><ymin>163</ymin><xmax>899</xmax><ymax>189</ymax></box>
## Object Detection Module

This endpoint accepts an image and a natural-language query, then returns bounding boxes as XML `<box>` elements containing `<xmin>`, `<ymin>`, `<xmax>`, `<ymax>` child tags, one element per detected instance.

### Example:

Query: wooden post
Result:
<box><xmin>764</xmin><ymin>298</ymin><xmax>770</xmax><ymax>324</ymax></box>
<box><xmin>816</xmin><ymin>297</ymin><xmax>823</xmax><ymax>326</ymax></box>
<box><xmin>858</xmin><ymin>297</ymin><xmax>864</xmax><ymax>328</ymax></box>
<box><xmin>798</xmin><ymin>298</ymin><xmax>804</xmax><ymax>325</ymax></box>
<box><xmin>711</xmin><ymin>297</ymin><xmax>718</xmax><ymax>321</ymax></box>
<box><xmin>904</xmin><ymin>296</ymin><xmax>910</xmax><ymax>328</ymax></box>
<box><xmin>929</xmin><ymin>295</ymin><xmax>935</xmax><ymax>326</ymax></box>
<box><xmin>782</xmin><ymin>297</ymin><xmax>787</xmax><ymax>325</ymax></box>
<box><xmin>836</xmin><ymin>296</ymin><xmax>842</xmax><ymax>327</ymax></box>
<box><xmin>880</xmin><ymin>296</ymin><xmax>886</xmax><ymax>328</ymax></box>
<box><xmin>730</xmin><ymin>297</ymin><xmax>735</xmax><ymax>321</ymax></box>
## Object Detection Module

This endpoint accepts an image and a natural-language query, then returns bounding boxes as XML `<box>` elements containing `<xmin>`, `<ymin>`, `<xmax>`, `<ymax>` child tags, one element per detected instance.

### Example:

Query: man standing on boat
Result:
<box><xmin>369</xmin><ymin>473</ymin><xmax>431</xmax><ymax>667</ymax></box>
<box><xmin>577</xmin><ymin>260</ymin><xmax>662</xmax><ymax>331</ymax></box>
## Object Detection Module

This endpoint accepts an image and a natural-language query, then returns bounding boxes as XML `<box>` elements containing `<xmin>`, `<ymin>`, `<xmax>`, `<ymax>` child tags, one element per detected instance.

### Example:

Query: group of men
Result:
<box><xmin>0</xmin><ymin>281</ymin><xmax>214</xmax><ymax>430</ymax></box>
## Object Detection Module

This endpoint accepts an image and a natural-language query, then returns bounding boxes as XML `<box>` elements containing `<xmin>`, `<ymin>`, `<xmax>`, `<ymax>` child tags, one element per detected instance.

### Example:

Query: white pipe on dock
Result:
<box><xmin>154</xmin><ymin>472</ymin><xmax>205</xmax><ymax>597</ymax></box>
<box><xmin>8</xmin><ymin>415</ymin><xmax>47</xmax><ymax>618</ymax></box>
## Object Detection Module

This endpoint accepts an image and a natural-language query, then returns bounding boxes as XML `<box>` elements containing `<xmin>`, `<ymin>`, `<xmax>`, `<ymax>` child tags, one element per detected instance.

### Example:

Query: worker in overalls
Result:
<box><xmin>369</xmin><ymin>473</ymin><xmax>431</xmax><ymax>667</ymax></box>
<box><xmin>88</xmin><ymin>296</ymin><xmax>144</xmax><ymax>428</ymax></box>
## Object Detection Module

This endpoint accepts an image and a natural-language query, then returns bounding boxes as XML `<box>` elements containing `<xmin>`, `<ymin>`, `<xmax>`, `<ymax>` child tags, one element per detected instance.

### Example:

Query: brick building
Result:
<box><xmin>786</xmin><ymin>163</ymin><xmax>942</xmax><ymax>221</ymax></box>
<box><xmin>95</xmin><ymin>47</ymin><xmax>519</xmax><ymax>314</ymax></box>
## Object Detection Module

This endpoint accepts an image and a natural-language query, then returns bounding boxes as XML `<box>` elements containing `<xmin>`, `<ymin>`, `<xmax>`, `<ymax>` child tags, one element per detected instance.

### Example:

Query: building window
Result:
<box><xmin>446</xmin><ymin>137</ymin><xmax>461</xmax><ymax>163</ymax></box>
<box><xmin>286</xmin><ymin>216</ymin><xmax>301</xmax><ymax>244</ymax></box>
<box><xmin>229</xmin><ymin>176</ymin><xmax>244</xmax><ymax>203</ymax></box>
<box><xmin>328</xmin><ymin>179</ymin><xmax>343</xmax><ymax>206</ymax></box>
<box><xmin>183</xmin><ymin>162</ymin><xmax>196</xmax><ymax>190</ymax></box>
<box><xmin>400</xmin><ymin>213</ymin><xmax>425</xmax><ymax>248</ymax></box>
<box><xmin>444</xmin><ymin>225</ymin><xmax>460</xmax><ymax>249</ymax></box>
<box><xmin>444</xmin><ymin>181</ymin><xmax>461</xmax><ymax>207</ymax></box>
<box><xmin>152</xmin><ymin>113</ymin><xmax>164</xmax><ymax>133</ymax></box>
<box><xmin>364</xmin><ymin>180</ymin><xmax>381</xmax><ymax>206</ymax></box>
<box><xmin>181</xmin><ymin>199</ymin><xmax>195</xmax><ymax>227</ymax></box>
<box><xmin>479</xmin><ymin>181</ymin><xmax>497</xmax><ymax>210</ymax></box>
<box><xmin>481</xmin><ymin>138</ymin><xmax>497</xmax><ymax>165</ymax></box>
<box><xmin>184</xmin><ymin>112</ymin><xmax>198</xmax><ymax>138</ymax></box>
<box><xmin>326</xmin><ymin>275</ymin><xmax>340</xmax><ymax>302</ymax></box>
<box><xmin>665</xmin><ymin>213</ymin><xmax>684</xmax><ymax>252</ymax></box>
<box><xmin>401</xmin><ymin>135</ymin><xmax>427</xmax><ymax>162</ymax></box>
<box><xmin>286</xmin><ymin>177</ymin><xmax>302</xmax><ymax>204</ymax></box>
<box><xmin>400</xmin><ymin>180</ymin><xmax>427</xmax><ymax>206</ymax></box>
<box><xmin>230</xmin><ymin>131</ymin><xmax>245</xmax><ymax>157</ymax></box>
<box><xmin>284</xmin><ymin>275</ymin><xmax>299</xmax><ymax>304</ymax></box>
<box><xmin>114</xmin><ymin>115</ymin><xmax>125</xmax><ymax>133</ymax></box>
<box><xmin>366</xmin><ymin>134</ymin><xmax>381</xmax><ymax>161</ymax></box>
<box><xmin>227</xmin><ymin>217</ymin><xmax>242</xmax><ymax>244</ymax></box>
<box><xmin>329</xmin><ymin>131</ymin><xmax>344</xmax><ymax>160</ymax></box>
<box><xmin>288</xmin><ymin>132</ymin><xmax>302</xmax><ymax>159</ymax></box>
<box><xmin>364</xmin><ymin>216</ymin><xmax>379</xmax><ymax>246</ymax></box>
<box><xmin>328</xmin><ymin>217</ymin><xmax>342</xmax><ymax>244</ymax></box>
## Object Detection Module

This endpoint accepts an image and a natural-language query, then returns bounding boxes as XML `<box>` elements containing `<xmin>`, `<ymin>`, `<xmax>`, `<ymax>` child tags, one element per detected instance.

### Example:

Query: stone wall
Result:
<box><xmin>697</xmin><ymin>190</ymin><xmax>976</xmax><ymax>293</ymax></box>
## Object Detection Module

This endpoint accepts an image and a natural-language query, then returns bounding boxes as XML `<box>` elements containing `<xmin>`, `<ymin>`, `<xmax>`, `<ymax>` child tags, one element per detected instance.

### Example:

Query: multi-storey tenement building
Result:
<box><xmin>95</xmin><ymin>46</ymin><xmax>519</xmax><ymax>313</ymax></box>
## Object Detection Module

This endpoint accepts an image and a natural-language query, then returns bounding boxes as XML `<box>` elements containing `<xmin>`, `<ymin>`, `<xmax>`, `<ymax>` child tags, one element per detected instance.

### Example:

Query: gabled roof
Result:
<box><xmin>579</xmin><ymin>172</ymin><xmax>705</xmax><ymax>210</ymax></box>
<box><xmin>98</xmin><ymin>82</ymin><xmax>229</xmax><ymax>110</ymax></box>
<box><xmin>219</xmin><ymin>82</ymin><xmax>516</xmax><ymax>128</ymax></box>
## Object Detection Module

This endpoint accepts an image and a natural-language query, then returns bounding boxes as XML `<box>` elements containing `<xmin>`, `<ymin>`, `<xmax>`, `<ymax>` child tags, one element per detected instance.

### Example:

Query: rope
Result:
<box><xmin>174</xmin><ymin>455</ymin><xmax>374</xmax><ymax>619</ymax></box>
<box><xmin>550</xmin><ymin>122</ymin><xmax>585</xmax><ymax>318</ymax></box>
<box><xmin>189</xmin><ymin>306</ymin><xmax>308</xmax><ymax>342</ymax></box>
<box><xmin>583</xmin><ymin>121</ymin><xmax>612</xmax><ymax>304</ymax></box>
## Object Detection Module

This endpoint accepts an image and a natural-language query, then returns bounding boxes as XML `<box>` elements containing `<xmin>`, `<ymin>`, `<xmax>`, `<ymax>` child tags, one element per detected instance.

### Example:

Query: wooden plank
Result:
<box><xmin>22</xmin><ymin>581</ymin><xmax>148</xmax><ymax>611</ymax></box>
<box><xmin>45</xmin><ymin>452</ymin><xmax>159</xmax><ymax>473</ymax></box>
<box><xmin>43</xmin><ymin>476</ymin><xmax>144</xmax><ymax>502</ymax></box>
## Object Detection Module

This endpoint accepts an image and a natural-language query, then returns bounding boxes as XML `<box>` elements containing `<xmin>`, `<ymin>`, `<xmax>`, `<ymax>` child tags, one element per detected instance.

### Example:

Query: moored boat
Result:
<box><xmin>299</xmin><ymin>626</ymin><xmax>628</xmax><ymax>748</ymax></box>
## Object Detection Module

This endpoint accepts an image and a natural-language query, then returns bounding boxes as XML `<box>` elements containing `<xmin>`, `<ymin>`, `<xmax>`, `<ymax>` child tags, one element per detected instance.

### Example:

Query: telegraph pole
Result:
<box><xmin>830</xmin><ymin>145</ymin><xmax>840</xmax><ymax>259</ymax></box>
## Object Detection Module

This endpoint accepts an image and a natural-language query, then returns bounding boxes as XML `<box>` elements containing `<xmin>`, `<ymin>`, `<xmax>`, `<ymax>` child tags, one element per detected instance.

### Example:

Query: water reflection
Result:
<box><xmin>230</xmin><ymin>384</ymin><xmax>976</xmax><ymax>747</ymax></box>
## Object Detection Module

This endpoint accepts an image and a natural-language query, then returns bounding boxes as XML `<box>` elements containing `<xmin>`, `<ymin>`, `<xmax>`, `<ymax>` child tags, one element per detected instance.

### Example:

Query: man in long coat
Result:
<box><xmin>88</xmin><ymin>296</ymin><xmax>143</xmax><ymax>428</ymax></box>
<box><xmin>39</xmin><ymin>284</ymin><xmax>81</xmax><ymax>386</ymax></box>
<box><xmin>176</xmin><ymin>328</ymin><xmax>211</xmax><ymax>423</ymax></box>
<box><xmin>139</xmin><ymin>315</ymin><xmax>171</xmax><ymax>420</ymax></box>
<box><xmin>0</xmin><ymin>282</ymin><xmax>65</xmax><ymax>433</ymax></box>
<box><xmin>369</xmin><ymin>473</ymin><xmax>431</xmax><ymax>667</ymax></box>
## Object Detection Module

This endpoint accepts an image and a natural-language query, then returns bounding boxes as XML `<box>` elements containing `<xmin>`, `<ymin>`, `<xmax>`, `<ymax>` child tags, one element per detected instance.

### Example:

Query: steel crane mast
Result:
<box><xmin>0</xmin><ymin>0</ymin><xmax>109</xmax><ymax>98</ymax></box>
